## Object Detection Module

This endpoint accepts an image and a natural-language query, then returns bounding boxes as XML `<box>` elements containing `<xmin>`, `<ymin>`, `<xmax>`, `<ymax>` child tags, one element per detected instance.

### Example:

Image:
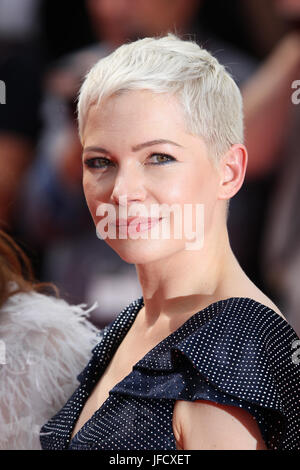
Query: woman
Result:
<box><xmin>0</xmin><ymin>229</ymin><xmax>100</xmax><ymax>449</ymax></box>
<box><xmin>40</xmin><ymin>34</ymin><xmax>300</xmax><ymax>450</ymax></box>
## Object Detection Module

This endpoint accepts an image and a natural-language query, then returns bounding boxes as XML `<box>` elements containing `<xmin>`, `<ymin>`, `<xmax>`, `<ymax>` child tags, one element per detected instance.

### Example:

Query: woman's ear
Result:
<box><xmin>217</xmin><ymin>144</ymin><xmax>248</xmax><ymax>201</ymax></box>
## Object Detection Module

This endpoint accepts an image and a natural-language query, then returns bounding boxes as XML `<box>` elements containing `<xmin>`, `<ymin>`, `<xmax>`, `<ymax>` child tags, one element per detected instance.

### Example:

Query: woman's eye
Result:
<box><xmin>148</xmin><ymin>153</ymin><xmax>175</xmax><ymax>165</ymax></box>
<box><xmin>84</xmin><ymin>157</ymin><xmax>113</xmax><ymax>169</ymax></box>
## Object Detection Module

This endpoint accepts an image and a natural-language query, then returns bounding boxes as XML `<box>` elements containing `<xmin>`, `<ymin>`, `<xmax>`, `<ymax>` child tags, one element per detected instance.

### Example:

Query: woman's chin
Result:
<box><xmin>105</xmin><ymin>238</ymin><xmax>183</xmax><ymax>265</ymax></box>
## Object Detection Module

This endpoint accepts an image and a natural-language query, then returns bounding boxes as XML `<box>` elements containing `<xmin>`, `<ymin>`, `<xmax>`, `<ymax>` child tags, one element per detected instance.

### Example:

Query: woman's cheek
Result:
<box><xmin>83</xmin><ymin>177</ymin><xmax>99</xmax><ymax>217</ymax></box>
<box><xmin>162</xmin><ymin>176</ymin><xmax>190</xmax><ymax>203</ymax></box>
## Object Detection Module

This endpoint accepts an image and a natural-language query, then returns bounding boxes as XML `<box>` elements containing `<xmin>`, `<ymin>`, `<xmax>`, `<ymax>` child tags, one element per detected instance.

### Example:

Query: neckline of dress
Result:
<box><xmin>135</xmin><ymin>294</ymin><xmax>291</xmax><ymax>336</ymax></box>
<box><xmin>68</xmin><ymin>295</ymin><xmax>225</xmax><ymax>447</ymax></box>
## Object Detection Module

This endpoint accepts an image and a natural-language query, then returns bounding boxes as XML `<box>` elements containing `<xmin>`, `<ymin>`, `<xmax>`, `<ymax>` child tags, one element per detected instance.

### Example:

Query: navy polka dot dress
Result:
<box><xmin>40</xmin><ymin>296</ymin><xmax>300</xmax><ymax>450</ymax></box>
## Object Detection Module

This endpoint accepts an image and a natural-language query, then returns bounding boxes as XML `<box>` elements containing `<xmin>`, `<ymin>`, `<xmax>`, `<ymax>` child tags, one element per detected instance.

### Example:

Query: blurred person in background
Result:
<box><xmin>0</xmin><ymin>229</ymin><xmax>99</xmax><ymax>449</ymax></box>
<box><xmin>0</xmin><ymin>0</ymin><xmax>44</xmax><ymax>230</ymax></box>
<box><xmin>228</xmin><ymin>0</ymin><xmax>300</xmax><ymax>334</ymax></box>
<box><xmin>245</xmin><ymin>0</ymin><xmax>300</xmax><ymax>334</ymax></box>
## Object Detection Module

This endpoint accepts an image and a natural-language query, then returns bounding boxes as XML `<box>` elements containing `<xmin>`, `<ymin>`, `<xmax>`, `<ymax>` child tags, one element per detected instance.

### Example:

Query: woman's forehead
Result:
<box><xmin>92</xmin><ymin>90</ymin><xmax>182</xmax><ymax>117</ymax></box>
<box><xmin>83</xmin><ymin>90</ymin><xmax>189</xmax><ymax>141</ymax></box>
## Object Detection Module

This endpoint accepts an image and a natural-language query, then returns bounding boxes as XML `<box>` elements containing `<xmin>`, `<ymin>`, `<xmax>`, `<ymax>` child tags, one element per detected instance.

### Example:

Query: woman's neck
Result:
<box><xmin>134</xmin><ymin>228</ymin><xmax>244</xmax><ymax>328</ymax></box>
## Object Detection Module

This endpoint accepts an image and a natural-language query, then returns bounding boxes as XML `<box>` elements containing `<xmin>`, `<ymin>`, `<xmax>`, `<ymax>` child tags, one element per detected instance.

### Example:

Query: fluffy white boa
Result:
<box><xmin>0</xmin><ymin>288</ymin><xmax>101</xmax><ymax>449</ymax></box>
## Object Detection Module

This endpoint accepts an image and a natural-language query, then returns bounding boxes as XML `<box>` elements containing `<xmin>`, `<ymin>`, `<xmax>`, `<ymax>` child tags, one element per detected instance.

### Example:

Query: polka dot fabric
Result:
<box><xmin>40</xmin><ymin>297</ymin><xmax>300</xmax><ymax>450</ymax></box>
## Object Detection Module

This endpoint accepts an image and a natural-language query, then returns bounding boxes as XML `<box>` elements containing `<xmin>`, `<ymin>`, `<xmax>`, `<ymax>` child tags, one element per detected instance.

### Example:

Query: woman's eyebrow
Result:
<box><xmin>131</xmin><ymin>139</ymin><xmax>184</xmax><ymax>151</ymax></box>
<box><xmin>83</xmin><ymin>146</ymin><xmax>109</xmax><ymax>155</ymax></box>
<box><xmin>83</xmin><ymin>139</ymin><xmax>184</xmax><ymax>155</ymax></box>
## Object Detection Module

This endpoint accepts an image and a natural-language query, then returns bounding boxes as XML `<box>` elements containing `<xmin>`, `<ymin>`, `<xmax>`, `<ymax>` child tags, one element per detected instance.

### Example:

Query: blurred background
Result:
<box><xmin>0</xmin><ymin>0</ymin><xmax>299</xmax><ymax>332</ymax></box>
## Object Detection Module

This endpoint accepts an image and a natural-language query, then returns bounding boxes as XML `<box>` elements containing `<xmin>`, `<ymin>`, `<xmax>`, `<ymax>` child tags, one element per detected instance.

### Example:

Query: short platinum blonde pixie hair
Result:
<box><xmin>77</xmin><ymin>33</ymin><xmax>244</xmax><ymax>165</ymax></box>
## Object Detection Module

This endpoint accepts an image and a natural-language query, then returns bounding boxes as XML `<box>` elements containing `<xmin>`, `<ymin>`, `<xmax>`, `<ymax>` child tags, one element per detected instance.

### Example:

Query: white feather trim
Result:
<box><xmin>0</xmin><ymin>290</ymin><xmax>102</xmax><ymax>449</ymax></box>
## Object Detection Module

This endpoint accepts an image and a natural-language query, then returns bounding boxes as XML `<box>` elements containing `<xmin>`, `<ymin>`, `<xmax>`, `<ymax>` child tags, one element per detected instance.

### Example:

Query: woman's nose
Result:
<box><xmin>110</xmin><ymin>169</ymin><xmax>146</xmax><ymax>205</ymax></box>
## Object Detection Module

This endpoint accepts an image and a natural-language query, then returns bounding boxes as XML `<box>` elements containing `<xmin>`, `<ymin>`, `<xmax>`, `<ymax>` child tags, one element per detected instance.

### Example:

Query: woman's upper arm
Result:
<box><xmin>173</xmin><ymin>399</ymin><xmax>268</xmax><ymax>450</ymax></box>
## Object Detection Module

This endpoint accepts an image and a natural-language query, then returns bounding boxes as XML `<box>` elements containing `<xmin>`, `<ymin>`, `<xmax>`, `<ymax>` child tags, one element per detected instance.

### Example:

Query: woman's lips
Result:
<box><xmin>115</xmin><ymin>217</ymin><xmax>162</xmax><ymax>233</ymax></box>
<box><xmin>116</xmin><ymin>217</ymin><xmax>160</xmax><ymax>226</ymax></box>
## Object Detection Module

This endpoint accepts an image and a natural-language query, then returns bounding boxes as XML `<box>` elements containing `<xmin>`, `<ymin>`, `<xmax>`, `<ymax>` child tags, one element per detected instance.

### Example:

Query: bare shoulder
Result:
<box><xmin>244</xmin><ymin>288</ymin><xmax>287</xmax><ymax>321</ymax></box>
<box><xmin>226</xmin><ymin>265</ymin><xmax>287</xmax><ymax>322</ymax></box>
<box><xmin>228</xmin><ymin>273</ymin><xmax>287</xmax><ymax>321</ymax></box>
<box><xmin>172</xmin><ymin>399</ymin><xmax>267</xmax><ymax>450</ymax></box>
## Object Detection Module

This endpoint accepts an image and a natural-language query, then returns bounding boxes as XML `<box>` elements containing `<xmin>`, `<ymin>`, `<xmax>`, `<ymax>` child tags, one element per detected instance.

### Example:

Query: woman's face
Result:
<box><xmin>82</xmin><ymin>90</ymin><xmax>223</xmax><ymax>264</ymax></box>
